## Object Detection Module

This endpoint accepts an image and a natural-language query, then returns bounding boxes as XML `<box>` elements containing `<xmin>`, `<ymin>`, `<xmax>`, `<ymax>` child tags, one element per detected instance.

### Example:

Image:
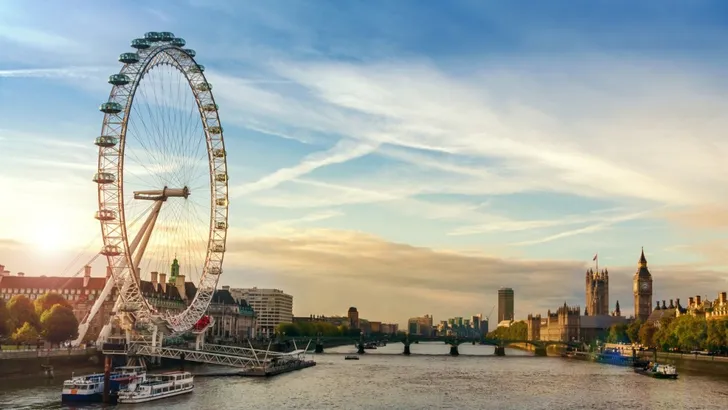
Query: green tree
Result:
<box><xmin>34</xmin><ymin>292</ymin><xmax>71</xmax><ymax>316</ymax></box>
<box><xmin>706</xmin><ymin>319</ymin><xmax>727</xmax><ymax>350</ymax></box>
<box><xmin>12</xmin><ymin>322</ymin><xmax>39</xmax><ymax>344</ymax></box>
<box><xmin>40</xmin><ymin>304</ymin><xmax>79</xmax><ymax>345</ymax></box>
<box><xmin>487</xmin><ymin>321</ymin><xmax>527</xmax><ymax>340</ymax></box>
<box><xmin>638</xmin><ymin>321</ymin><xmax>657</xmax><ymax>347</ymax></box>
<box><xmin>672</xmin><ymin>315</ymin><xmax>706</xmax><ymax>351</ymax></box>
<box><xmin>0</xmin><ymin>298</ymin><xmax>9</xmax><ymax>338</ymax></box>
<box><xmin>607</xmin><ymin>323</ymin><xmax>629</xmax><ymax>343</ymax></box>
<box><xmin>626</xmin><ymin>320</ymin><xmax>642</xmax><ymax>343</ymax></box>
<box><xmin>7</xmin><ymin>295</ymin><xmax>39</xmax><ymax>332</ymax></box>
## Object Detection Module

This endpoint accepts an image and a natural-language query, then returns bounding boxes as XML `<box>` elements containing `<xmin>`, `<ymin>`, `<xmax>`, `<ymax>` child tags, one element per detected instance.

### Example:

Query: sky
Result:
<box><xmin>1</xmin><ymin>0</ymin><xmax>728</xmax><ymax>327</ymax></box>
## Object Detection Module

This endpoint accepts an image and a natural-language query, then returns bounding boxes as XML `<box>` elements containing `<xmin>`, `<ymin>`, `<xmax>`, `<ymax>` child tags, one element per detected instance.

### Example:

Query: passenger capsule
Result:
<box><xmin>211</xmin><ymin>244</ymin><xmax>225</xmax><ymax>253</ymax></box>
<box><xmin>188</xmin><ymin>64</ymin><xmax>205</xmax><ymax>73</ymax></box>
<box><xmin>208</xmin><ymin>126</ymin><xmax>223</xmax><ymax>134</ymax></box>
<box><xmin>99</xmin><ymin>102</ymin><xmax>123</xmax><ymax>114</ymax></box>
<box><xmin>171</xmin><ymin>37</ymin><xmax>186</xmax><ymax>47</ymax></box>
<box><xmin>209</xmin><ymin>266</ymin><xmax>222</xmax><ymax>275</ymax></box>
<box><xmin>93</xmin><ymin>172</ymin><xmax>116</xmax><ymax>184</ymax></box>
<box><xmin>202</xmin><ymin>103</ymin><xmax>218</xmax><ymax>112</ymax></box>
<box><xmin>119</xmin><ymin>53</ymin><xmax>140</xmax><ymax>64</ymax></box>
<box><xmin>131</xmin><ymin>38</ymin><xmax>151</xmax><ymax>49</ymax></box>
<box><xmin>212</xmin><ymin>149</ymin><xmax>226</xmax><ymax>158</ymax></box>
<box><xmin>100</xmin><ymin>244</ymin><xmax>121</xmax><ymax>256</ymax></box>
<box><xmin>215</xmin><ymin>174</ymin><xmax>228</xmax><ymax>183</ymax></box>
<box><xmin>95</xmin><ymin>136</ymin><xmax>118</xmax><ymax>147</ymax></box>
<box><xmin>215</xmin><ymin>198</ymin><xmax>228</xmax><ymax>207</ymax></box>
<box><xmin>159</xmin><ymin>32</ymin><xmax>175</xmax><ymax>41</ymax></box>
<box><xmin>95</xmin><ymin>209</ymin><xmax>117</xmax><ymax>221</ymax></box>
<box><xmin>144</xmin><ymin>32</ymin><xmax>163</xmax><ymax>42</ymax></box>
<box><xmin>215</xmin><ymin>221</ymin><xmax>227</xmax><ymax>230</ymax></box>
<box><xmin>195</xmin><ymin>82</ymin><xmax>212</xmax><ymax>92</ymax></box>
<box><xmin>183</xmin><ymin>48</ymin><xmax>196</xmax><ymax>57</ymax></box>
<box><xmin>108</xmin><ymin>74</ymin><xmax>130</xmax><ymax>86</ymax></box>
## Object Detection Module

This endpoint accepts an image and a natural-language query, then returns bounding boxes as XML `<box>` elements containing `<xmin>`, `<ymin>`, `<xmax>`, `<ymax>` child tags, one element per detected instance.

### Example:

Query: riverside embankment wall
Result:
<box><xmin>0</xmin><ymin>348</ymin><xmax>100</xmax><ymax>377</ymax></box>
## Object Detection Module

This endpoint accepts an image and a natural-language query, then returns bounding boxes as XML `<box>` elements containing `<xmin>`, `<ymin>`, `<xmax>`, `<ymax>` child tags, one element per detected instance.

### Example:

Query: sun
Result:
<box><xmin>31</xmin><ymin>223</ymin><xmax>67</xmax><ymax>253</ymax></box>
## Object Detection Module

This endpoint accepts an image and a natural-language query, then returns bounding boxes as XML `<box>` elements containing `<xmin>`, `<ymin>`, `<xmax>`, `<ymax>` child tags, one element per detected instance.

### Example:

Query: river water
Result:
<box><xmin>1</xmin><ymin>342</ymin><xmax>727</xmax><ymax>409</ymax></box>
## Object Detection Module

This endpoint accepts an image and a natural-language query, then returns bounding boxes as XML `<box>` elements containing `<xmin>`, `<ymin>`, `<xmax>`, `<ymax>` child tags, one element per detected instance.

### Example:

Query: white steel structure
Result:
<box><xmin>76</xmin><ymin>31</ymin><xmax>228</xmax><ymax>345</ymax></box>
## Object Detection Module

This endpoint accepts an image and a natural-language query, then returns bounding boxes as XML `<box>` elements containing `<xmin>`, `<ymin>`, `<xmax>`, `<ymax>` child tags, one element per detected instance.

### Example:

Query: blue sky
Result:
<box><xmin>1</xmin><ymin>0</ymin><xmax>728</xmax><ymax>325</ymax></box>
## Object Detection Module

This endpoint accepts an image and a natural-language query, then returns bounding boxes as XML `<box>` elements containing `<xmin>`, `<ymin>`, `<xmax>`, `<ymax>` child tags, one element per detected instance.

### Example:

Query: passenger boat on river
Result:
<box><xmin>117</xmin><ymin>371</ymin><xmax>194</xmax><ymax>403</ymax></box>
<box><xmin>634</xmin><ymin>362</ymin><xmax>678</xmax><ymax>379</ymax></box>
<box><xmin>61</xmin><ymin>366</ymin><xmax>146</xmax><ymax>403</ymax></box>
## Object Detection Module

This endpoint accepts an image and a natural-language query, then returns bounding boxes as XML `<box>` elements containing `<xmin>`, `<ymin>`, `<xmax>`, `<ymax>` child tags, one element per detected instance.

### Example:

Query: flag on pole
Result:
<box><xmin>593</xmin><ymin>253</ymin><xmax>598</xmax><ymax>261</ymax></box>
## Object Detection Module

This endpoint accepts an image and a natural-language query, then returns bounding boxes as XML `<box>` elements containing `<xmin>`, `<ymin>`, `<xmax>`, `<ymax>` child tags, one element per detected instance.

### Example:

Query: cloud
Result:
<box><xmin>511</xmin><ymin>208</ymin><xmax>659</xmax><ymax>246</ymax></box>
<box><xmin>662</xmin><ymin>205</ymin><xmax>728</xmax><ymax>230</ymax></box>
<box><xmin>231</xmin><ymin>139</ymin><xmax>379</xmax><ymax>197</ymax></box>
<box><xmin>222</xmin><ymin>228</ymin><xmax>728</xmax><ymax>325</ymax></box>
<box><xmin>0</xmin><ymin>66</ymin><xmax>111</xmax><ymax>79</ymax></box>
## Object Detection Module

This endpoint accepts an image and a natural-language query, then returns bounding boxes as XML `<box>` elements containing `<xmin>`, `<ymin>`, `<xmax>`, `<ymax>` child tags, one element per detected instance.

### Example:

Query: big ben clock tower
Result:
<box><xmin>633</xmin><ymin>247</ymin><xmax>653</xmax><ymax>322</ymax></box>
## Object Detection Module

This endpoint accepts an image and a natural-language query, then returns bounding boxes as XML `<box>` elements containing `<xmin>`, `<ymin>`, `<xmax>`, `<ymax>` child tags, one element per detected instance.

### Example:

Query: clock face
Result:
<box><xmin>641</xmin><ymin>282</ymin><xmax>650</xmax><ymax>291</ymax></box>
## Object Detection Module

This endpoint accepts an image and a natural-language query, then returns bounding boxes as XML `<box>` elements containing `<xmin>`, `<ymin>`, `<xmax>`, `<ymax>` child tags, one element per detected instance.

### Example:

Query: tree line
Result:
<box><xmin>607</xmin><ymin>315</ymin><xmax>728</xmax><ymax>352</ymax></box>
<box><xmin>0</xmin><ymin>293</ymin><xmax>80</xmax><ymax>347</ymax></box>
<box><xmin>486</xmin><ymin>321</ymin><xmax>527</xmax><ymax>340</ymax></box>
<box><xmin>276</xmin><ymin>321</ymin><xmax>364</xmax><ymax>337</ymax></box>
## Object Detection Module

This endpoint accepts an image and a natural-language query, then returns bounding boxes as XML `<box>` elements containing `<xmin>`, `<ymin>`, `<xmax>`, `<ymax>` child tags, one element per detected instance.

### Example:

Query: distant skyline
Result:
<box><xmin>1</xmin><ymin>0</ymin><xmax>728</xmax><ymax>325</ymax></box>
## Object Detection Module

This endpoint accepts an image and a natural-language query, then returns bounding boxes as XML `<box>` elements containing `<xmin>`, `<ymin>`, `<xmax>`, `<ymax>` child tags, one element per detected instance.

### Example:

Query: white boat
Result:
<box><xmin>117</xmin><ymin>371</ymin><xmax>194</xmax><ymax>403</ymax></box>
<box><xmin>61</xmin><ymin>366</ymin><xmax>146</xmax><ymax>403</ymax></box>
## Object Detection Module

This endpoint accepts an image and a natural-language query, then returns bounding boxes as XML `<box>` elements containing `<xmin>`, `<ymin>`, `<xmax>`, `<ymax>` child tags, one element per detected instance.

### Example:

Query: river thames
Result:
<box><xmin>1</xmin><ymin>342</ymin><xmax>727</xmax><ymax>409</ymax></box>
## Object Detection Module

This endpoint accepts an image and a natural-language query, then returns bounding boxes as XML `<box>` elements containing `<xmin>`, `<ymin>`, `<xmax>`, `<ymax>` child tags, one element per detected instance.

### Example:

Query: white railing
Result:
<box><xmin>133</xmin><ymin>344</ymin><xmax>261</xmax><ymax>368</ymax></box>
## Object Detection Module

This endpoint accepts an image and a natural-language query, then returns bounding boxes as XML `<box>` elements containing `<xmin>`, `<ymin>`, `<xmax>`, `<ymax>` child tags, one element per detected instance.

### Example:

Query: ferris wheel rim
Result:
<box><xmin>94</xmin><ymin>32</ymin><xmax>229</xmax><ymax>334</ymax></box>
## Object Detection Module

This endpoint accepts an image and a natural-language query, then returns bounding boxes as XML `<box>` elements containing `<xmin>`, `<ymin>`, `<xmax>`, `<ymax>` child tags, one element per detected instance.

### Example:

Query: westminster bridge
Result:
<box><xmin>274</xmin><ymin>334</ymin><xmax>580</xmax><ymax>357</ymax></box>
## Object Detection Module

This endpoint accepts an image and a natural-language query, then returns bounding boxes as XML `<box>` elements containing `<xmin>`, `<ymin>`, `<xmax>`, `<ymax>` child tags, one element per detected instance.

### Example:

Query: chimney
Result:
<box><xmin>661</xmin><ymin>300</ymin><xmax>667</xmax><ymax>309</ymax></box>
<box><xmin>696</xmin><ymin>295</ymin><xmax>702</xmax><ymax>305</ymax></box>
<box><xmin>0</xmin><ymin>264</ymin><xmax>7</xmax><ymax>276</ymax></box>
<box><xmin>83</xmin><ymin>265</ymin><xmax>91</xmax><ymax>287</ymax></box>
<box><xmin>676</xmin><ymin>298</ymin><xmax>681</xmax><ymax>309</ymax></box>
<box><xmin>689</xmin><ymin>297</ymin><xmax>694</xmax><ymax>307</ymax></box>
<box><xmin>151</xmin><ymin>272</ymin><xmax>158</xmax><ymax>291</ymax></box>
<box><xmin>159</xmin><ymin>273</ymin><xmax>167</xmax><ymax>293</ymax></box>
<box><xmin>176</xmin><ymin>275</ymin><xmax>186</xmax><ymax>301</ymax></box>
<box><xmin>669</xmin><ymin>299</ymin><xmax>674</xmax><ymax>309</ymax></box>
<box><xmin>720</xmin><ymin>292</ymin><xmax>727</xmax><ymax>305</ymax></box>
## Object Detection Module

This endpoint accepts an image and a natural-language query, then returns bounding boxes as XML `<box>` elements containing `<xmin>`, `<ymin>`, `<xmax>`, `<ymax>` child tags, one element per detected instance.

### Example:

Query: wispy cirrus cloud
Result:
<box><xmin>231</xmin><ymin>139</ymin><xmax>379</xmax><ymax>197</ymax></box>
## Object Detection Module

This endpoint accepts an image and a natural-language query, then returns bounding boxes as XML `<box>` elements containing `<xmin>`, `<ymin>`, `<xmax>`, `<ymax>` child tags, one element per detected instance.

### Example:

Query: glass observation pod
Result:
<box><xmin>93</xmin><ymin>172</ymin><xmax>116</xmax><ymax>184</ymax></box>
<box><xmin>215</xmin><ymin>221</ymin><xmax>227</xmax><ymax>230</ymax></box>
<box><xmin>99</xmin><ymin>102</ymin><xmax>123</xmax><ymax>114</ymax></box>
<box><xmin>95</xmin><ymin>136</ymin><xmax>118</xmax><ymax>147</ymax></box>
<box><xmin>214</xmin><ymin>173</ymin><xmax>228</xmax><ymax>183</ymax></box>
<box><xmin>101</xmin><ymin>245</ymin><xmax>121</xmax><ymax>257</ymax></box>
<box><xmin>159</xmin><ymin>32</ymin><xmax>175</xmax><ymax>41</ymax></box>
<box><xmin>119</xmin><ymin>302</ymin><xmax>138</xmax><ymax>312</ymax></box>
<box><xmin>211</xmin><ymin>244</ymin><xmax>225</xmax><ymax>253</ymax></box>
<box><xmin>131</xmin><ymin>38</ymin><xmax>151</xmax><ymax>49</ymax></box>
<box><xmin>171</xmin><ymin>37</ymin><xmax>186</xmax><ymax>47</ymax></box>
<box><xmin>119</xmin><ymin>53</ymin><xmax>140</xmax><ymax>64</ymax></box>
<box><xmin>212</xmin><ymin>149</ymin><xmax>226</xmax><ymax>158</ymax></box>
<box><xmin>144</xmin><ymin>32</ymin><xmax>163</xmax><ymax>42</ymax></box>
<box><xmin>208</xmin><ymin>126</ymin><xmax>223</xmax><ymax>134</ymax></box>
<box><xmin>188</xmin><ymin>64</ymin><xmax>205</xmax><ymax>73</ymax></box>
<box><xmin>215</xmin><ymin>198</ymin><xmax>228</xmax><ymax>207</ymax></box>
<box><xmin>202</xmin><ymin>103</ymin><xmax>217</xmax><ymax>112</ymax></box>
<box><xmin>209</xmin><ymin>267</ymin><xmax>222</xmax><ymax>275</ymax></box>
<box><xmin>108</xmin><ymin>74</ymin><xmax>130</xmax><ymax>86</ymax></box>
<box><xmin>95</xmin><ymin>209</ymin><xmax>117</xmax><ymax>221</ymax></box>
<box><xmin>183</xmin><ymin>48</ymin><xmax>196</xmax><ymax>57</ymax></box>
<box><xmin>195</xmin><ymin>82</ymin><xmax>212</xmax><ymax>92</ymax></box>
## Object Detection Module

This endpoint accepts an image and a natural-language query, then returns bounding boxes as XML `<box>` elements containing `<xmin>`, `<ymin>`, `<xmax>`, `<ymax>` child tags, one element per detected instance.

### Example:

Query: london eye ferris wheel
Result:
<box><xmin>92</xmin><ymin>31</ymin><xmax>229</xmax><ymax>337</ymax></box>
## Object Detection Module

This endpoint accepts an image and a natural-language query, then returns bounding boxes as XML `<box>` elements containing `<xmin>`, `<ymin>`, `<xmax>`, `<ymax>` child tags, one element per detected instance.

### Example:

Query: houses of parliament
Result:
<box><xmin>527</xmin><ymin>248</ymin><xmax>653</xmax><ymax>343</ymax></box>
